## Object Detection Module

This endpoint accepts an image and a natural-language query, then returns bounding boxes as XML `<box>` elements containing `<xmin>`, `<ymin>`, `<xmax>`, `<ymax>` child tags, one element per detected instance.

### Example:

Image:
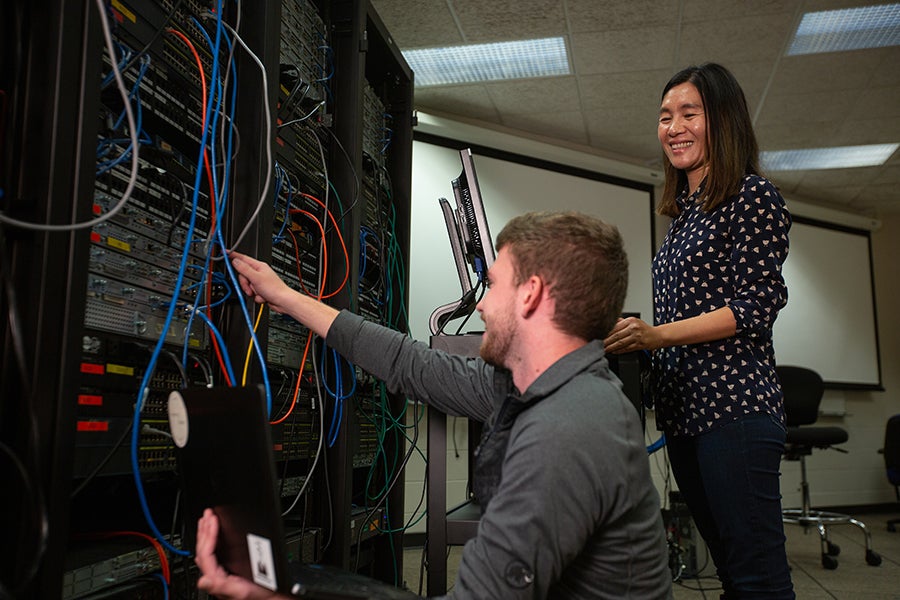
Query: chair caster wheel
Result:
<box><xmin>821</xmin><ymin>554</ymin><xmax>838</xmax><ymax>570</ymax></box>
<box><xmin>866</xmin><ymin>549</ymin><xmax>882</xmax><ymax>566</ymax></box>
<box><xmin>826</xmin><ymin>541</ymin><xmax>840</xmax><ymax>556</ymax></box>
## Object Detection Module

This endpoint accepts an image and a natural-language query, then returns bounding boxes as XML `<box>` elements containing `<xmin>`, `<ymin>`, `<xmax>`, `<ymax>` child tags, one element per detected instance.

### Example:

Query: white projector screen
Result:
<box><xmin>407</xmin><ymin>136</ymin><xmax>655</xmax><ymax>343</ymax></box>
<box><xmin>772</xmin><ymin>218</ymin><xmax>882</xmax><ymax>388</ymax></box>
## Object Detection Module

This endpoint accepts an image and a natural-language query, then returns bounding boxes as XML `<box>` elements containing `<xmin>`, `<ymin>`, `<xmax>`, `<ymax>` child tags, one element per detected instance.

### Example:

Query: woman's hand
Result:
<box><xmin>603</xmin><ymin>316</ymin><xmax>660</xmax><ymax>354</ymax></box>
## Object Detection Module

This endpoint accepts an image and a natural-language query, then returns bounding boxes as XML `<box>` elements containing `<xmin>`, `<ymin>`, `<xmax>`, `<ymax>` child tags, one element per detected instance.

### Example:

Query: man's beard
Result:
<box><xmin>479</xmin><ymin>310</ymin><xmax>515</xmax><ymax>368</ymax></box>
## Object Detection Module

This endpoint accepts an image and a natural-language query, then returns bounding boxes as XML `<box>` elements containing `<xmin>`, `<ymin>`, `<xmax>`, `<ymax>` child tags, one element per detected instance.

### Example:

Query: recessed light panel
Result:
<box><xmin>403</xmin><ymin>37</ymin><xmax>570</xmax><ymax>87</ymax></box>
<box><xmin>761</xmin><ymin>144</ymin><xmax>899</xmax><ymax>170</ymax></box>
<box><xmin>787</xmin><ymin>3</ymin><xmax>900</xmax><ymax>55</ymax></box>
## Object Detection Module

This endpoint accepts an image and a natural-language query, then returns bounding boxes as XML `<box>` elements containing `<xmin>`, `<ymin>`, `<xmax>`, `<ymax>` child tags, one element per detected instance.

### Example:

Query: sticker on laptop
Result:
<box><xmin>247</xmin><ymin>533</ymin><xmax>277</xmax><ymax>590</ymax></box>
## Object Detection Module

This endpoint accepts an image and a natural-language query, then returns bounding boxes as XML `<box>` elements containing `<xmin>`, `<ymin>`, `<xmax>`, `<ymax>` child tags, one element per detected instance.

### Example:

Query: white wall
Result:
<box><xmin>776</xmin><ymin>212</ymin><xmax>900</xmax><ymax>509</ymax></box>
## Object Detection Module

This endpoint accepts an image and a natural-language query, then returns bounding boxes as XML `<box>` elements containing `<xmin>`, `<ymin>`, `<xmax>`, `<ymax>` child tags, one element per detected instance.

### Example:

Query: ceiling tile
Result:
<box><xmin>370</xmin><ymin>0</ymin><xmax>464</xmax><ymax>48</ymax></box>
<box><xmin>768</xmin><ymin>171</ymin><xmax>806</xmax><ymax>192</ymax></box>
<box><xmin>837</xmin><ymin>116</ymin><xmax>900</xmax><ymax>146</ymax></box>
<box><xmin>850</xmin><ymin>183</ymin><xmax>900</xmax><ymax>211</ymax></box>
<box><xmin>501</xmin><ymin>111</ymin><xmax>590</xmax><ymax>145</ymax></box>
<box><xmin>755</xmin><ymin>89</ymin><xmax>857</xmax><ymax>128</ymax></box>
<box><xmin>849</xmin><ymin>86</ymin><xmax>900</xmax><ymax>120</ymax></box>
<box><xmin>874</xmin><ymin>164</ymin><xmax>900</xmax><ymax>185</ymax></box>
<box><xmin>678</xmin><ymin>14</ymin><xmax>795</xmax><ymax>65</ymax></box>
<box><xmin>681</xmin><ymin>0</ymin><xmax>796</xmax><ymax>22</ymax></box>
<box><xmin>450</xmin><ymin>0</ymin><xmax>567</xmax><ymax>42</ymax></box>
<box><xmin>413</xmin><ymin>84</ymin><xmax>501</xmax><ymax>122</ymax></box>
<box><xmin>756</xmin><ymin>121</ymin><xmax>835</xmax><ymax>149</ymax></box>
<box><xmin>584</xmin><ymin>106</ymin><xmax>659</xmax><ymax>141</ymax></box>
<box><xmin>870</xmin><ymin>48</ymin><xmax>900</xmax><ymax>86</ymax></box>
<box><xmin>579</xmin><ymin>69</ymin><xmax>671</xmax><ymax>110</ymax></box>
<box><xmin>799</xmin><ymin>166</ymin><xmax>883</xmax><ymax>188</ymax></box>
<box><xmin>565</xmin><ymin>0</ymin><xmax>680</xmax><ymax>32</ymax></box>
<box><xmin>486</xmin><ymin>77</ymin><xmax>581</xmax><ymax>114</ymax></box>
<box><xmin>589</xmin><ymin>133</ymin><xmax>662</xmax><ymax>163</ymax></box>
<box><xmin>793</xmin><ymin>182</ymin><xmax>865</xmax><ymax>206</ymax></box>
<box><xmin>772</xmin><ymin>53</ymin><xmax>880</xmax><ymax>94</ymax></box>
<box><xmin>571</xmin><ymin>27</ymin><xmax>677</xmax><ymax>75</ymax></box>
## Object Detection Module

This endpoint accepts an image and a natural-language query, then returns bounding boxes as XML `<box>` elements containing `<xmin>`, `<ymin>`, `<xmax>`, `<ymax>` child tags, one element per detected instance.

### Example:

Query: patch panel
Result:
<box><xmin>84</xmin><ymin>273</ymin><xmax>208</xmax><ymax>348</ymax></box>
<box><xmin>62</xmin><ymin>535</ymin><xmax>183</xmax><ymax>600</ymax></box>
<box><xmin>96</xmin><ymin>160</ymin><xmax>211</xmax><ymax>234</ymax></box>
<box><xmin>362</xmin><ymin>84</ymin><xmax>388</xmax><ymax>171</ymax></box>
<box><xmin>100</xmin><ymin>50</ymin><xmax>206</xmax><ymax>149</ymax></box>
<box><xmin>86</xmin><ymin>227</ymin><xmax>203</xmax><ymax>298</ymax></box>
<box><xmin>71</xmin><ymin>415</ymin><xmax>177</xmax><ymax>477</ymax></box>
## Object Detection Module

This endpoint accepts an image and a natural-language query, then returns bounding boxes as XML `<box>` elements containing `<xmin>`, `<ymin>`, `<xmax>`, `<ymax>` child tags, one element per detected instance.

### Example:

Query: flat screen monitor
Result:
<box><xmin>429</xmin><ymin>148</ymin><xmax>496</xmax><ymax>335</ymax></box>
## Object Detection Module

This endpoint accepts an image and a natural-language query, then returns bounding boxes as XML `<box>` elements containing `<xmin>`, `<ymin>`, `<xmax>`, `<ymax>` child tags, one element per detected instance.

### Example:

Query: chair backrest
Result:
<box><xmin>776</xmin><ymin>365</ymin><xmax>824</xmax><ymax>427</ymax></box>
<box><xmin>885</xmin><ymin>414</ymin><xmax>900</xmax><ymax>486</ymax></box>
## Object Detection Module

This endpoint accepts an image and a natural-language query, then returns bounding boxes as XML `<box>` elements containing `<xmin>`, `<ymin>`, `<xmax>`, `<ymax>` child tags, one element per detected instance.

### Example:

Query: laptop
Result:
<box><xmin>168</xmin><ymin>385</ymin><xmax>420</xmax><ymax>599</ymax></box>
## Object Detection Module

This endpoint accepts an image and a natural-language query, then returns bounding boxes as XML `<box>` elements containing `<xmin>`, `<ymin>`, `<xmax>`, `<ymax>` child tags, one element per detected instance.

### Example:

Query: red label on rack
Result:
<box><xmin>91</xmin><ymin>232</ymin><xmax>102</xmax><ymax>243</ymax></box>
<box><xmin>77</xmin><ymin>421</ymin><xmax>109</xmax><ymax>432</ymax></box>
<box><xmin>78</xmin><ymin>394</ymin><xmax>103</xmax><ymax>406</ymax></box>
<box><xmin>80</xmin><ymin>363</ymin><xmax>105</xmax><ymax>375</ymax></box>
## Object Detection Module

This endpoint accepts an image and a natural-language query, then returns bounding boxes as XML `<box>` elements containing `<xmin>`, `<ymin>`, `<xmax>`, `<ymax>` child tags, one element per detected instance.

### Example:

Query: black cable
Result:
<box><xmin>453</xmin><ymin>283</ymin><xmax>484</xmax><ymax>335</ymax></box>
<box><xmin>315</xmin><ymin>126</ymin><xmax>360</xmax><ymax>231</ymax></box>
<box><xmin>434</xmin><ymin>286</ymin><xmax>479</xmax><ymax>337</ymax></box>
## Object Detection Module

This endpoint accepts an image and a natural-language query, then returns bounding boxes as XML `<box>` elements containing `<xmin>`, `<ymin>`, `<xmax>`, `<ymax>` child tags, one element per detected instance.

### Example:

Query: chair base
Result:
<box><xmin>783</xmin><ymin>508</ymin><xmax>882</xmax><ymax>569</ymax></box>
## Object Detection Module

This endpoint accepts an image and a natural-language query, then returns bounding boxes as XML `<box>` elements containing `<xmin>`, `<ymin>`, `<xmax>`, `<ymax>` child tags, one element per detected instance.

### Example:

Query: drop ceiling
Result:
<box><xmin>370</xmin><ymin>0</ymin><xmax>900</xmax><ymax>216</ymax></box>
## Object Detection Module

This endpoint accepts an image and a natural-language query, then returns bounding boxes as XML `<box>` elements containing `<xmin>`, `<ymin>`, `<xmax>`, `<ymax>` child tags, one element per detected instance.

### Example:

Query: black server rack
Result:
<box><xmin>0</xmin><ymin>0</ymin><xmax>413</xmax><ymax>597</ymax></box>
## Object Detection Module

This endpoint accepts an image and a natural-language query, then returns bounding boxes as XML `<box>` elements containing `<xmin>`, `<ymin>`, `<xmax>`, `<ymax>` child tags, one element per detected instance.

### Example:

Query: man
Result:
<box><xmin>197</xmin><ymin>212</ymin><xmax>672</xmax><ymax>599</ymax></box>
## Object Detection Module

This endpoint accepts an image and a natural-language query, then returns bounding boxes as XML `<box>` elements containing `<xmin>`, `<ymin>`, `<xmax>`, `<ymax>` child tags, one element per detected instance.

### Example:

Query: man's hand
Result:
<box><xmin>195</xmin><ymin>509</ymin><xmax>292</xmax><ymax>600</ymax></box>
<box><xmin>230</xmin><ymin>251</ymin><xmax>298</xmax><ymax>315</ymax></box>
<box><xmin>230</xmin><ymin>251</ymin><xmax>339</xmax><ymax>338</ymax></box>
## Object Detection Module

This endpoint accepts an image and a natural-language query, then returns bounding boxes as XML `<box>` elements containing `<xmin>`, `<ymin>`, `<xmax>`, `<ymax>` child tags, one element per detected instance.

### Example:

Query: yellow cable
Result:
<box><xmin>242</xmin><ymin>303</ymin><xmax>266</xmax><ymax>385</ymax></box>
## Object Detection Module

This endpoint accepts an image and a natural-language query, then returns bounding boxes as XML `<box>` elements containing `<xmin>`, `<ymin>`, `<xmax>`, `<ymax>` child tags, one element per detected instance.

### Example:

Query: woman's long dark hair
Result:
<box><xmin>657</xmin><ymin>63</ymin><xmax>761</xmax><ymax>217</ymax></box>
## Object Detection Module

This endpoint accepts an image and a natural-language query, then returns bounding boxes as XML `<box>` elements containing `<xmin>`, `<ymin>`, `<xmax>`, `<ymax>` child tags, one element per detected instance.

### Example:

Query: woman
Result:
<box><xmin>604</xmin><ymin>63</ymin><xmax>794</xmax><ymax>598</ymax></box>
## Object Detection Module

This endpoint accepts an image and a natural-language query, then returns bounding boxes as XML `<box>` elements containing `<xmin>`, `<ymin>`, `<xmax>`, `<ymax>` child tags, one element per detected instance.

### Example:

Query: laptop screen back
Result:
<box><xmin>169</xmin><ymin>385</ymin><xmax>292</xmax><ymax>593</ymax></box>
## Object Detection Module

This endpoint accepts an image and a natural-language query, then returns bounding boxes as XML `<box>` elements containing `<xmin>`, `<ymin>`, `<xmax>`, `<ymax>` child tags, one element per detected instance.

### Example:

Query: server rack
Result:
<box><xmin>0</xmin><ymin>1</ymin><xmax>413</xmax><ymax>597</ymax></box>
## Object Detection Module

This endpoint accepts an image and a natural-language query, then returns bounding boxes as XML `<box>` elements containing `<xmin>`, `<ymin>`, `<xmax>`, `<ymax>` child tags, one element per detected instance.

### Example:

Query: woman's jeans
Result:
<box><xmin>666</xmin><ymin>413</ymin><xmax>795</xmax><ymax>599</ymax></box>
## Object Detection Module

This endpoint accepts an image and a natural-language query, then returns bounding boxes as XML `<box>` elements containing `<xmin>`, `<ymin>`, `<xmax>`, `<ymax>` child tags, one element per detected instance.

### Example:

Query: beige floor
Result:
<box><xmin>402</xmin><ymin>509</ymin><xmax>900</xmax><ymax>599</ymax></box>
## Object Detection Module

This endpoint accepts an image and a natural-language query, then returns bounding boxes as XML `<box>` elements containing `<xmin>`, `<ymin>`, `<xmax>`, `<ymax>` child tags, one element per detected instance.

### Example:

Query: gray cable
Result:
<box><xmin>0</xmin><ymin>0</ymin><xmax>139</xmax><ymax>232</ymax></box>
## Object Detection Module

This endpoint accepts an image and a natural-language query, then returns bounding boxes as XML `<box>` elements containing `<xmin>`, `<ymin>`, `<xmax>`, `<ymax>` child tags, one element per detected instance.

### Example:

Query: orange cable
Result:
<box><xmin>270</xmin><ymin>224</ymin><xmax>326</xmax><ymax>424</ymax></box>
<box><xmin>287</xmin><ymin>215</ymin><xmax>327</xmax><ymax>298</ymax></box>
<box><xmin>295</xmin><ymin>193</ymin><xmax>350</xmax><ymax>298</ymax></box>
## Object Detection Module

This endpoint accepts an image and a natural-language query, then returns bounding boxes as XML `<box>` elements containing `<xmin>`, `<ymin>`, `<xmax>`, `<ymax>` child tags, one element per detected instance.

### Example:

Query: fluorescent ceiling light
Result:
<box><xmin>761</xmin><ymin>144</ymin><xmax>899</xmax><ymax>170</ymax></box>
<box><xmin>403</xmin><ymin>37</ymin><xmax>570</xmax><ymax>87</ymax></box>
<box><xmin>787</xmin><ymin>3</ymin><xmax>900</xmax><ymax>55</ymax></box>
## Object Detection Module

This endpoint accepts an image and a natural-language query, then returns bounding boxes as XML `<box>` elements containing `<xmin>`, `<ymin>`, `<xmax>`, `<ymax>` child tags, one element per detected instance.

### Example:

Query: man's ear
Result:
<box><xmin>519</xmin><ymin>275</ymin><xmax>544</xmax><ymax>317</ymax></box>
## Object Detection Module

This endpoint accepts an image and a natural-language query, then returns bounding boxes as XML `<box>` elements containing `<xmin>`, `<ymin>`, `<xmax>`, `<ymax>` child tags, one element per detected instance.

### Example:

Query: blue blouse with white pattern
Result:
<box><xmin>652</xmin><ymin>174</ymin><xmax>791</xmax><ymax>437</ymax></box>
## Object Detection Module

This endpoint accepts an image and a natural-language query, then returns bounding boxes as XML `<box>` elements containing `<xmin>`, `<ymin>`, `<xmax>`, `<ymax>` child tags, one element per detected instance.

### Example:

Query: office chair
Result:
<box><xmin>777</xmin><ymin>365</ymin><xmax>882</xmax><ymax>570</ymax></box>
<box><xmin>884</xmin><ymin>414</ymin><xmax>900</xmax><ymax>533</ymax></box>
